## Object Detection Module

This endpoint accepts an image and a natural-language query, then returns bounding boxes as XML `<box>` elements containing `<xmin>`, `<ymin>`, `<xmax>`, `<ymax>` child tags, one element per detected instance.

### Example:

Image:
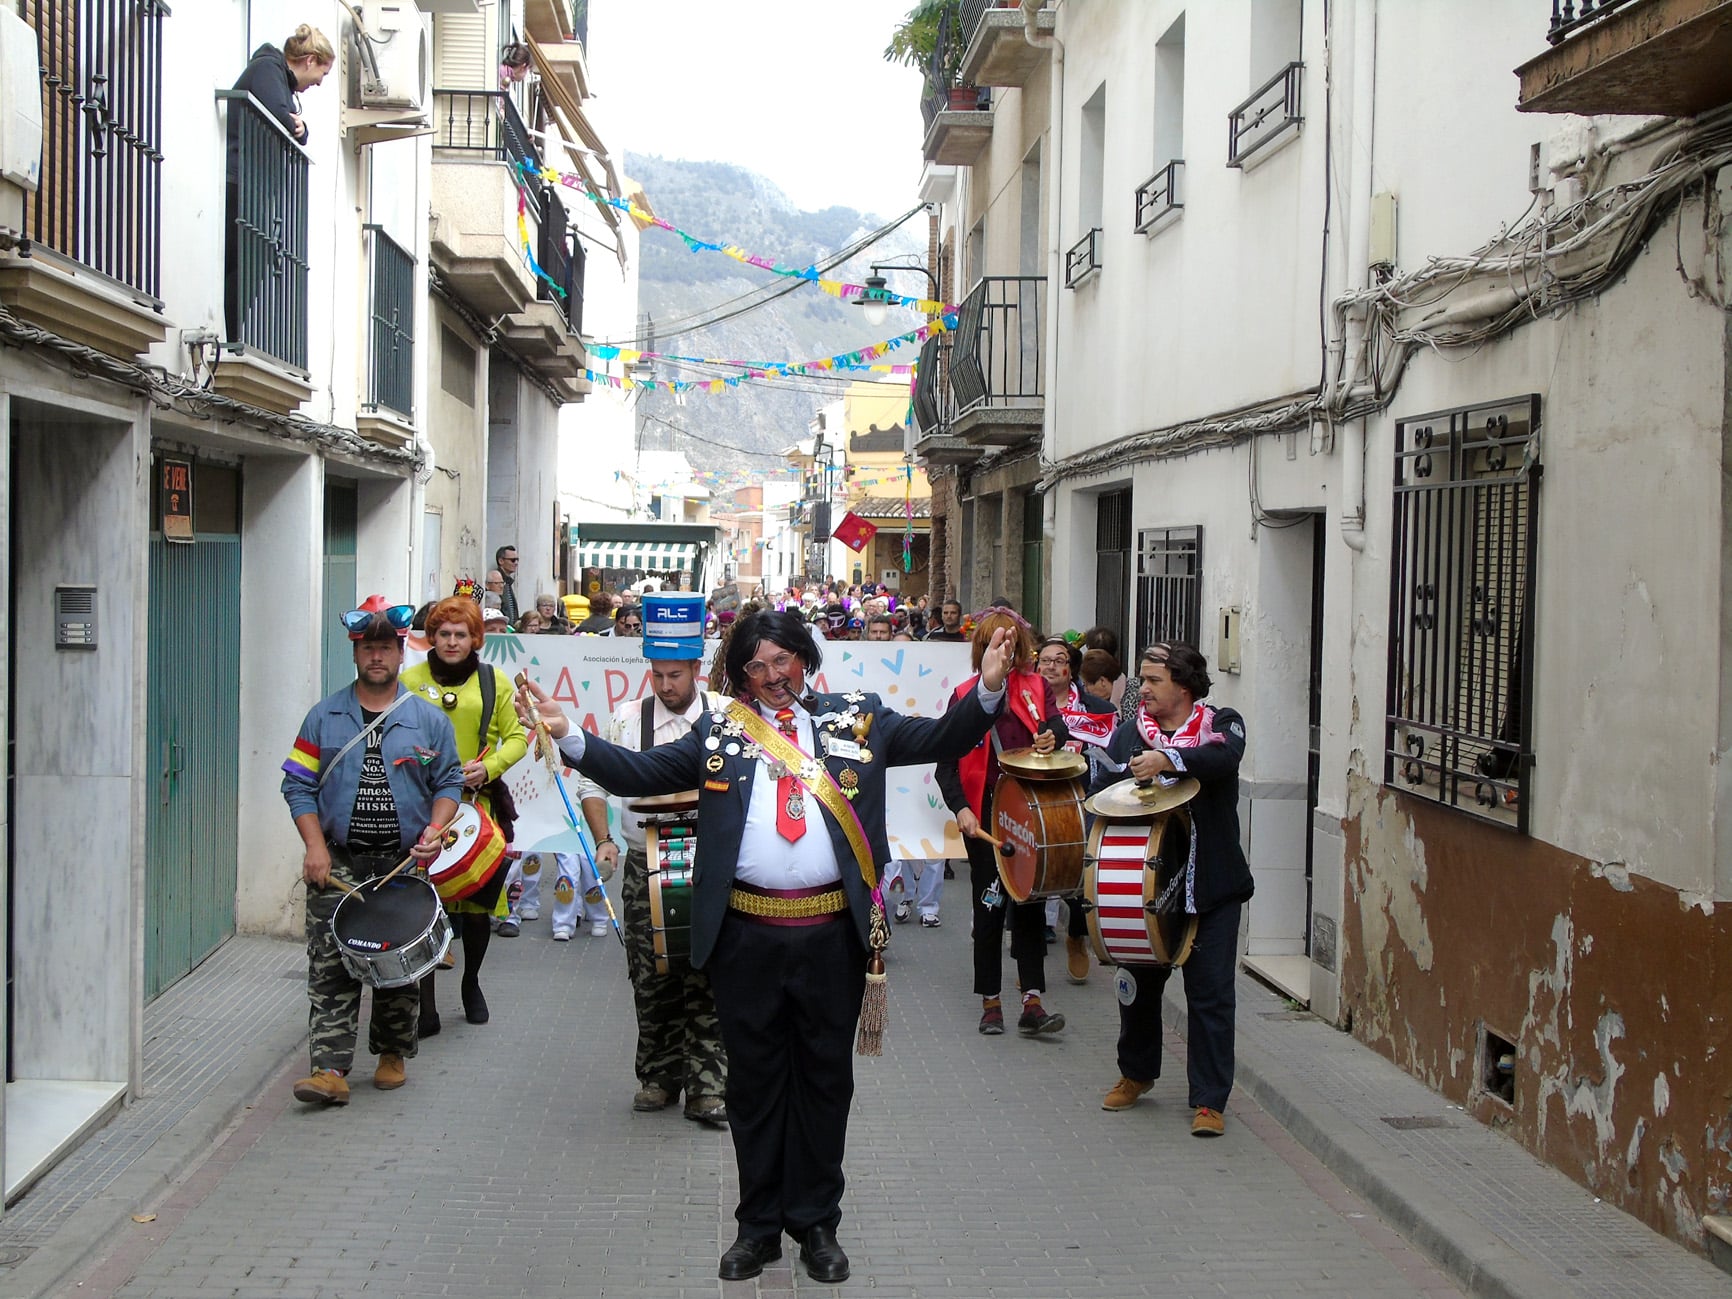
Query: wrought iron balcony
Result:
<box><xmin>220</xmin><ymin>90</ymin><xmax>310</xmax><ymax>371</ymax></box>
<box><xmin>537</xmin><ymin>185</ymin><xmax>585</xmax><ymax>337</ymax></box>
<box><xmin>1064</xmin><ymin>229</ymin><xmax>1101</xmax><ymax>288</ymax></box>
<box><xmin>1518</xmin><ymin>0</ymin><xmax>1732</xmax><ymax>117</ymax></box>
<box><xmin>1135</xmin><ymin>160</ymin><xmax>1184</xmax><ymax>233</ymax></box>
<box><xmin>918</xmin><ymin>4</ymin><xmax>994</xmax><ymax>164</ymax></box>
<box><xmin>20</xmin><ymin>0</ymin><xmax>166</xmax><ymax>299</ymax></box>
<box><xmin>949</xmin><ymin>275</ymin><xmax>1044</xmax><ymax>447</ymax></box>
<box><xmin>1228</xmin><ymin>61</ymin><xmax>1304</xmax><ymax>168</ymax></box>
<box><xmin>365</xmin><ymin>226</ymin><xmax>415</xmax><ymax>418</ymax></box>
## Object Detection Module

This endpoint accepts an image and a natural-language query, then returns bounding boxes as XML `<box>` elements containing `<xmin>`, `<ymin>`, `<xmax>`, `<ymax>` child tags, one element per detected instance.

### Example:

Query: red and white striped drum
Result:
<box><xmin>1084</xmin><ymin>812</ymin><xmax>1199</xmax><ymax>968</ymax></box>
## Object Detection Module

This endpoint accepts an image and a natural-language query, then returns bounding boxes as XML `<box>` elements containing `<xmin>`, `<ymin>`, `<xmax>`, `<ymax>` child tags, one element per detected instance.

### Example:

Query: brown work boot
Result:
<box><xmin>1192</xmin><ymin>1106</ymin><xmax>1226</xmax><ymax>1137</ymax></box>
<box><xmin>1065</xmin><ymin>935</ymin><xmax>1090</xmax><ymax>984</ymax></box>
<box><xmin>1102</xmin><ymin>1076</ymin><xmax>1152</xmax><ymax>1111</ymax></box>
<box><xmin>373</xmin><ymin>1053</ymin><xmax>406</xmax><ymax>1090</ymax></box>
<box><xmin>292</xmin><ymin>1069</ymin><xmax>350</xmax><ymax>1105</ymax></box>
<box><xmin>633</xmin><ymin>1082</ymin><xmax>676</xmax><ymax>1112</ymax></box>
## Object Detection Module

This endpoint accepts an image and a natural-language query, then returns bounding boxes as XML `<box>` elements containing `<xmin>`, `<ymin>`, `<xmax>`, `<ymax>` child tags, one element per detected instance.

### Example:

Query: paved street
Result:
<box><xmin>59</xmin><ymin>896</ymin><xmax>1460</xmax><ymax>1299</ymax></box>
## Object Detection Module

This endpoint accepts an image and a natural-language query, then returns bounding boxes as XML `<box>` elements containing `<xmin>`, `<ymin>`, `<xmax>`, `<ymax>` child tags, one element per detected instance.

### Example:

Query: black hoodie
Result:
<box><xmin>231</xmin><ymin>44</ymin><xmax>305</xmax><ymax>146</ymax></box>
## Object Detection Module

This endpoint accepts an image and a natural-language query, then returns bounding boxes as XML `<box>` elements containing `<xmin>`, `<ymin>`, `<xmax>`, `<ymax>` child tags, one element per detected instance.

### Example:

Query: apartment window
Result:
<box><xmin>1137</xmin><ymin>14</ymin><xmax>1185</xmax><ymax>232</ymax></box>
<box><xmin>1094</xmin><ymin>490</ymin><xmax>1132</xmax><ymax>652</ymax></box>
<box><xmin>1068</xmin><ymin>83</ymin><xmax>1106</xmax><ymax>287</ymax></box>
<box><xmin>1136</xmin><ymin>526</ymin><xmax>1202</xmax><ymax>652</ymax></box>
<box><xmin>1230</xmin><ymin>0</ymin><xmax>1304</xmax><ymax>167</ymax></box>
<box><xmin>1385</xmin><ymin>396</ymin><xmax>1540</xmax><ymax>832</ymax></box>
<box><xmin>440</xmin><ymin>324</ymin><xmax>477</xmax><ymax>405</ymax></box>
<box><xmin>365</xmin><ymin>226</ymin><xmax>415</xmax><ymax>418</ymax></box>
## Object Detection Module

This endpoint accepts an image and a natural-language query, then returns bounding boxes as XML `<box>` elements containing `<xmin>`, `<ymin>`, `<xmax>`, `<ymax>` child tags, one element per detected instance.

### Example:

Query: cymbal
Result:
<box><xmin>996</xmin><ymin>746</ymin><xmax>1088</xmax><ymax>780</ymax></box>
<box><xmin>1084</xmin><ymin>776</ymin><xmax>1200</xmax><ymax>819</ymax></box>
<box><xmin>628</xmin><ymin>790</ymin><xmax>701</xmax><ymax>815</ymax></box>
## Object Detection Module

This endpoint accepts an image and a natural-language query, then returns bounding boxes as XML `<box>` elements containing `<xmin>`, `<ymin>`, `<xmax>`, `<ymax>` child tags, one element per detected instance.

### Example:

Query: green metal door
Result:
<box><xmin>145</xmin><ymin>465</ymin><xmax>243</xmax><ymax>1000</ymax></box>
<box><xmin>322</xmin><ymin>482</ymin><xmax>357</xmax><ymax>694</ymax></box>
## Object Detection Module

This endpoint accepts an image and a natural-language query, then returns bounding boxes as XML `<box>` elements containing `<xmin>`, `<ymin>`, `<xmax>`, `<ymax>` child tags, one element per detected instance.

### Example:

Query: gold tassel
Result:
<box><xmin>856</xmin><ymin>898</ymin><xmax>891</xmax><ymax>1056</ymax></box>
<box><xmin>856</xmin><ymin>952</ymin><xmax>887</xmax><ymax>1057</ymax></box>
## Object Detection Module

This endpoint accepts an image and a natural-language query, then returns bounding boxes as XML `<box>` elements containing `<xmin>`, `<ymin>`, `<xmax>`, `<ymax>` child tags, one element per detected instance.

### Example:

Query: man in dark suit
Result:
<box><xmin>520</xmin><ymin>610</ymin><xmax>1013</xmax><ymax>1284</ymax></box>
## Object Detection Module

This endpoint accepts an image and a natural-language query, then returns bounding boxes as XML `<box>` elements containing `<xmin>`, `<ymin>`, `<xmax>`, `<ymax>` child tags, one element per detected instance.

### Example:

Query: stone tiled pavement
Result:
<box><xmin>46</xmin><ymin>903</ymin><xmax>1457</xmax><ymax>1299</ymax></box>
<box><xmin>11</xmin><ymin>885</ymin><xmax>1726</xmax><ymax>1298</ymax></box>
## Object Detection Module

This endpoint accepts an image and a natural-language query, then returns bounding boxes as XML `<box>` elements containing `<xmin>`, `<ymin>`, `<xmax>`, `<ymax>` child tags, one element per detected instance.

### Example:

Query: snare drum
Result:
<box><xmin>1084</xmin><ymin>812</ymin><xmax>1198</xmax><ymax>968</ymax></box>
<box><xmin>990</xmin><ymin>773</ymin><xmax>1088</xmax><ymax>902</ymax></box>
<box><xmin>330</xmin><ymin>875</ymin><xmax>453</xmax><ymax>988</ymax></box>
<box><xmin>427</xmin><ymin>802</ymin><xmax>508</xmax><ymax>902</ymax></box>
<box><xmin>646</xmin><ymin>822</ymin><xmax>695</xmax><ymax>974</ymax></box>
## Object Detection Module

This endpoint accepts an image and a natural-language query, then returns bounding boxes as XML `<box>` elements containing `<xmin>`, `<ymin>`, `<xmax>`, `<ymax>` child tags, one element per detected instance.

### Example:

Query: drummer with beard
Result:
<box><xmin>519</xmin><ymin>610</ymin><xmax>1015</xmax><ymax>1285</ymax></box>
<box><xmin>399</xmin><ymin>595</ymin><xmax>529</xmax><ymax>1031</ymax></box>
<box><xmin>1090</xmin><ymin>641</ymin><xmax>1253</xmax><ymax>1136</ymax></box>
<box><xmin>281</xmin><ymin>596</ymin><xmax>464</xmax><ymax>1105</ymax></box>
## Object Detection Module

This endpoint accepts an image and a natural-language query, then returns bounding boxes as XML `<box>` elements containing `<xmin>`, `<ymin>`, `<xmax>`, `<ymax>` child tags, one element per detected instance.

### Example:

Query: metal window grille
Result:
<box><xmin>1134</xmin><ymin>160</ymin><xmax>1184</xmax><ymax>232</ymax></box>
<box><xmin>1228</xmin><ymin>61</ymin><xmax>1303</xmax><ymax>167</ymax></box>
<box><xmin>365</xmin><ymin>226</ymin><xmax>415</xmax><ymax>418</ymax></box>
<box><xmin>950</xmin><ymin>276</ymin><xmax>1044</xmax><ymax>413</ymax></box>
<box><xmin>1386</xmin><ymin>395</ymin><xmax>1541</xmax><ymax>832</ymax></box>
<box><xmin>1547</xmin><ymin>0</ymin><xmax>1639</xmax><ymax>44</ymax></box>
<box><xmin>1094</xmin><ymin>490</ymin><xmax>1132</xmax><ymax>652</ymax></box>
<box><xmin>23</xmin><ymin>0</ymin><xmax>166</xmax><ymax>299</ymax></box>
<box><xmin>1064</xmin><ymin>228</ymin><xmax>1102</xmax><ymax>288</ymax></box>
<box><xmin>219</xmin><ymin>90</ymin><xmax>309</xmax><ymax>370</ymax></box>
<box><xmin>1136</xmin><ymin>526</ymin><xmax>1202</xmax><ymax>652</ymax></box>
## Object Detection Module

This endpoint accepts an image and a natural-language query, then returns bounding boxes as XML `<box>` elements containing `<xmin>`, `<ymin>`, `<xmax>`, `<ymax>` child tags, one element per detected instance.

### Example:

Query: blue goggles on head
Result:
<box><xmin>342</xmin><ymin>605</ymin><xmax>415</xmax><ymax>637</ymax></box>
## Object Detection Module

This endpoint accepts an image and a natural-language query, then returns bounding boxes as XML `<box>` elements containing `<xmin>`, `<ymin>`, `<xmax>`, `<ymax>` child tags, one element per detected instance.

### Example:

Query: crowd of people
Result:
<box><xmin>281</xmin><ymin>573</ymin><xmax>1253</xmax><ymax>1288</ymax></box>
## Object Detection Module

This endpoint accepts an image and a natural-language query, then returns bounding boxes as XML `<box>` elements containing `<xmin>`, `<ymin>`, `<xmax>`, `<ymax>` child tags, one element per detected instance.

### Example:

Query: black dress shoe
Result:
<box><xmin>461</xmin><ymin>980</ymin><xmax>489</xmax><ymax>1025</ymax></box>
<box><xmin>799</xmin><ymin>1224</ymin><xmax>851</xmax><ymax>1284</ymax></box>
<box><xmin>717</xmin><ymin>1235</ymin><xmax>781</xmax><ymax>1280</ymax></box>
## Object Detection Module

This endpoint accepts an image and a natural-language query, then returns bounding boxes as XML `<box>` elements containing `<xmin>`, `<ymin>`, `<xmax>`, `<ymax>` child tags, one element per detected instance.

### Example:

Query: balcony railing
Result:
<box><xmin>1135</xmin><ymin>160</ymin><xmax>1184</xmax><ymax>232</ymax></box>
<box><xmin>1547</xmin><ymin>0</ymin><xmax>1641</xmax><ymax>43</ymax></box>
<box><xmin>918</xmin><ymin>5</ymin><xmax>991</xmax><ymax>129</ymax></box>
<box><xmin>912</xmin><ymin>333</ymin><xmax>954</xmax><ymax>434</ymax></box>
<box><xmin>365</xmin><ymin>226</ymin><xmax>415</xmax><ymax>418</ymax></box>
<box><xmin>951</xmin><ymin>276</ymin><xmax>1044</xmax><ymax>413</ymax></box>
<box><xmin>432</xmin><ymin>88</ymin><xmax>506</xmax><ymax>152</ymax></box>
<box><xmin>24</xmin><ymin>0</ymin><xmax>166</xmax><ymax>298</ymax></box>
<box><xmin>537</xmin><ymin>185</ymin><xmax>584</xmax><ymax>336</ymax></box>
<box><xmin>1228</xmin><ymin>61</ymin><xmax>1304</xmax><ymax>167</ymax></box>
<box><xmin>1064</xmin><ymin>229</ymin><xmax>1102</xmax><ymax>288</ymax></box>
<box><xmin>220</xmin><ymin>90</ymin><xmax>309</xmax><ymax>370</ymax></box>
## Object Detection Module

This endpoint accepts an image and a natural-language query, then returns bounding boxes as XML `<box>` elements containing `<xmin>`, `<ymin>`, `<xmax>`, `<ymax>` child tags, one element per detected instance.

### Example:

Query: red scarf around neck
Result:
<box><xmin>954</xmin><ymin>669</ymin><xmax>1046</xmax><ymax>816</ymax></box>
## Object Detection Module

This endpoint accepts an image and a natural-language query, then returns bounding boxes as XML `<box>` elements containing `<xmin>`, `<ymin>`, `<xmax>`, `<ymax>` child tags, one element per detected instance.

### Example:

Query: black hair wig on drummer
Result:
<box><xmin>1142</xmin><ymin>641</ymin><xmax>1212</xmax><ymax>700</ymax></box>
<box><xmin>725</xmin><ymin>610</ymin><xmax>823</xmax><ymax>685</ymax></box>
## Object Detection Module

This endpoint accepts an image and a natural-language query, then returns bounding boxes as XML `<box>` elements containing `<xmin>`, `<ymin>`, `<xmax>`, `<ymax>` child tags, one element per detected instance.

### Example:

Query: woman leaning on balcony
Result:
<box><xmin>233</xmin><ymin>24</ymin><xmax>335</xmax><ymax>145</ymax></box>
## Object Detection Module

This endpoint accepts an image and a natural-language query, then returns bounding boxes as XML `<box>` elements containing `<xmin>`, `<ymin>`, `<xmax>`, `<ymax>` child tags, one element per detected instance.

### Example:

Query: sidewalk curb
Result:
<box><xmin>7</xmin><ymin>1019</ymin><xmax>307</xmax><ymax>1299</ymax></box>
<box><xmin>1162</xmin><ymin>985</ymin><xmax>1572</xmax><ymax>1299</ymax></box>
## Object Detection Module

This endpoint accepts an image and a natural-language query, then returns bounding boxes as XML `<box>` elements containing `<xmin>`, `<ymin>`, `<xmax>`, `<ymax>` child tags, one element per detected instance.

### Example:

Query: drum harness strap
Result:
<box><xmin>317</xmin><ymin>689</ymin><xmax>416</xmax><ymax>789</ymax></box>
<box><xmin>724</xmin><ymin>699</ymin><xmax>892</xmax><ymax>1057</ymax></box>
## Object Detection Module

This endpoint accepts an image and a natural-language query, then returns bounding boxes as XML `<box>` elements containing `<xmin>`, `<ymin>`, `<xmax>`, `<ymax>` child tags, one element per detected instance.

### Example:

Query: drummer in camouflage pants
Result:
<box><xmin>572</xmin><ymin>612</ymin><xmax>728</xmax><ymax>1125</ymax></box>
<box><xmin>282</xmin><ymin>596</ymin><xmax>464</xmax><ymax>1106</ymax></box>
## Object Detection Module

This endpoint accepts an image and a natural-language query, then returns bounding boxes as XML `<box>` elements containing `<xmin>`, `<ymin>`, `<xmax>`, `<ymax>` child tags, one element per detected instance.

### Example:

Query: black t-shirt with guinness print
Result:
<box><xmin>347</xmin><ymin>708</ymin><xmax>401</xmax><ymax>857</ymax></box>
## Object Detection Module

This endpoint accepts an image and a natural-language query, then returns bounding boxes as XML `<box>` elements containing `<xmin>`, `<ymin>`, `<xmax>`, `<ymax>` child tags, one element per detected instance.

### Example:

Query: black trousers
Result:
<box><xmin>705</xmin><ymin>910</ymin><xmax>866</xmax><ymax>1242</ymax></box>
<box><xmin>1115</xmin><ymin>901</ymin><xmax>1242</xmax><ymax>1111</ymax></box>
<box><xmin>966</xmin><ymin>836</ymin><xmax>1048</xmax><ymax>997</ymax></box>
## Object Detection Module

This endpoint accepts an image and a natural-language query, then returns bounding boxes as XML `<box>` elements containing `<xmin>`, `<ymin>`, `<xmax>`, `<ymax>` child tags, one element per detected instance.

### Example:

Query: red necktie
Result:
<box><xmin>775</xmin><ymin>707</ymin><xmax>806</xmax><ymax>842</ymax></box>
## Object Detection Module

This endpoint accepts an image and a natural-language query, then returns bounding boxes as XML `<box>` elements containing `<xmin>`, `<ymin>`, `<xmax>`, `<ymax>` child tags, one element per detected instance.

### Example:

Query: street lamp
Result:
<box><xmin>852</xmin><ymin>261</ymin><xmax>940</xmax><ymax>329</ymax></box>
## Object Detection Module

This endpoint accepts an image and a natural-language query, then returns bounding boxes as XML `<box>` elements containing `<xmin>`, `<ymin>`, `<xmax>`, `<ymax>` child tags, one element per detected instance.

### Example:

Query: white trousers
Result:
<box><xmin>883</xmin><ymin>858</ymin><xmax>944</xmax><ymax>918</ymax></box>
<box><xmin>509</xmin><ymin>851</ymin><xmax>606</xmax><ymax>934</ymax></box>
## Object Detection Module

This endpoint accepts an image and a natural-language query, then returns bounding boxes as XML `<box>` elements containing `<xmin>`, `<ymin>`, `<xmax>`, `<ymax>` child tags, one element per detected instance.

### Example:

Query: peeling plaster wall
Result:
<box><xmin>1342</xmin><ymin>781</ymin><xmax>1732</xmax><ymax>1245</ymax></box>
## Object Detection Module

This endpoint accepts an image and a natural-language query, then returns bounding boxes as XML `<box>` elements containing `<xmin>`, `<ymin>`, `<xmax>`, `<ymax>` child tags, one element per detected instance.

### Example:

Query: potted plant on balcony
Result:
<box><xmin>884</xmin><ymin>0</ymin><xmax>964</xmax><ymax>95</ymax></box>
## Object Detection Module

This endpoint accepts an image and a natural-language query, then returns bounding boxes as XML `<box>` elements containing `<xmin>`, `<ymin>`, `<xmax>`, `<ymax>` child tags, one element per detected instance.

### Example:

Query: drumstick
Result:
<box><xmin>966</xmin><ymin>826</ymin><xmax>1018</xmax><ymax>857</ymax></box>
<box><xmin>367</xmin><ymin>821</ymin><xmax>454</xmax><ymax>892</ymax></box>
<box><xmin>325</xmin><ymin>876</ymin><xmax>366</xmax><ymax>901</ymax></box>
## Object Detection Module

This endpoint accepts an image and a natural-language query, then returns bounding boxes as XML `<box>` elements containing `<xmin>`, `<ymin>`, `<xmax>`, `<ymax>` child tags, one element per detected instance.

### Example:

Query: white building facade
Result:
<box><xmin>911</xmin><ymin>0</ymin><xmax>1732</xmax><ymax>1254</ymax></box>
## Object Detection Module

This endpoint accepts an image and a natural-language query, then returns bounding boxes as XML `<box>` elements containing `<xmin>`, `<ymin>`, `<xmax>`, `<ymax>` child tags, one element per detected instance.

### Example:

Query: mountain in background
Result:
<box><xmin>620</xmin><ymin>153</ymin><xmax>927</xmax><ymax>489</ymax></box>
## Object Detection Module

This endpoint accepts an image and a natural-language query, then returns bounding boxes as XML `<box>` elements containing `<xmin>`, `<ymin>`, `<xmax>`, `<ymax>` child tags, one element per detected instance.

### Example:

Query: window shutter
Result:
<box><xmin>433</xmin><ymin>13</ymin><xmax>489</xmax><ymax>89</ymax></box>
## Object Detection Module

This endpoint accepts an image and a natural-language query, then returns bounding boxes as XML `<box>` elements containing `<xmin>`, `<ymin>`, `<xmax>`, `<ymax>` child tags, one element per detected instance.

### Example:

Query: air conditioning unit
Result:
<box><xmin>352</xmin><ymin>2</ymin><xmax>430</xmax><ymax>111</ymax></box>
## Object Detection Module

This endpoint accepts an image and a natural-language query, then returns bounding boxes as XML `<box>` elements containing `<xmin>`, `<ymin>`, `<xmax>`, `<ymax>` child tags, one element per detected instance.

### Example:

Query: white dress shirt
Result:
<box><xmin>570</xmin><ymin>691</ymin><xmax>714</xmax><ymax>853</ymax></box>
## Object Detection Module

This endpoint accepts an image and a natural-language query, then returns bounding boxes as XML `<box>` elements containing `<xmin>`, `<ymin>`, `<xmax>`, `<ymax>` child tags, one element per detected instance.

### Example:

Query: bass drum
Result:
<box><xmin>1083</xmin><ymin>810</ymin><xmax>1198</xmax><ymax>968</ymax></box>
<box><xmin>990</xmin><ymin>773</ymin><xmax>1088</xmax><ymax>902</ymax></box>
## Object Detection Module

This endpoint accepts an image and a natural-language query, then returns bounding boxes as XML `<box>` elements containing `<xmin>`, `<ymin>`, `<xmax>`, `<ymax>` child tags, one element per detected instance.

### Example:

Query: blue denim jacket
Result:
<box><xmin>281</xmin><ymin>684</ymin><xmax>465</xmax><ymax>852</ymax></box>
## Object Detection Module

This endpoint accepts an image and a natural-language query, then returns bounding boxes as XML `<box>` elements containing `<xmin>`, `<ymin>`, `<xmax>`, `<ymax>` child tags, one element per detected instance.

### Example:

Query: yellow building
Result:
<box><xmin>840</xmin><ymin>381</ymin><xmax>932</xmax><ymax>597</ymax></box>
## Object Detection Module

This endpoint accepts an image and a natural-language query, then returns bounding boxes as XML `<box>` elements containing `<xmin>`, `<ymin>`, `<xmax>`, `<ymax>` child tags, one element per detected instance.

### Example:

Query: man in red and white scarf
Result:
<box><xmin>1089</xmin><ymin>642</ymin><xmax>1254</xmax><ymax>1137</ymax></box>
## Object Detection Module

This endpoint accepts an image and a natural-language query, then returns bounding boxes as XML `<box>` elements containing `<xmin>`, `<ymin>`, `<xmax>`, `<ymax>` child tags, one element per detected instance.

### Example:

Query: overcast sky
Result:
<box><xmin>585</xmin><ymin>0</ymin><xmax>929</xmax><ymax>219</ymax></box>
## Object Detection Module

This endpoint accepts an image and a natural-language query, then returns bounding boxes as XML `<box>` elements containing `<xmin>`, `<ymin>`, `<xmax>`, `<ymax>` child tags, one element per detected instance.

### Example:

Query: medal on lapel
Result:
<box><xmin>705</xmin><ymin>753</ymin><xmax>725</xmax><ymax>774</ymax></box>
<box><xmin>839</xmin><ymin>768</ymin><xmax>860</xmax><ymax>800</ymax></box>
